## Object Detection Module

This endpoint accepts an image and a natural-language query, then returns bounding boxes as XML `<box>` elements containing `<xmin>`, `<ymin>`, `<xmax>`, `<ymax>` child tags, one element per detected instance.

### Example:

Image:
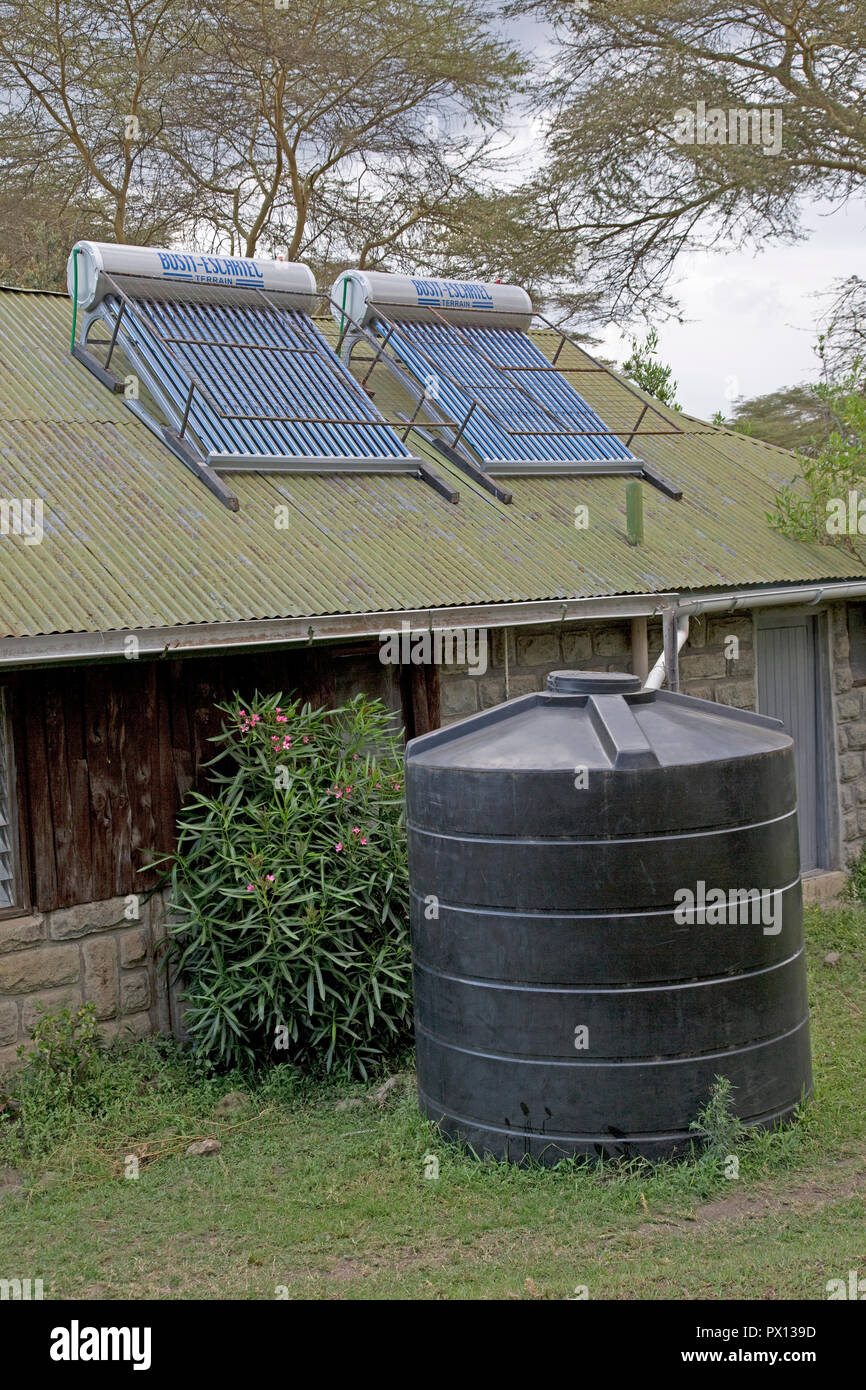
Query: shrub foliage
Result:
<box><xmin>159</xmin><ymin>693</ymin><xmax>411</xmax><ymax>1077</ymax></box>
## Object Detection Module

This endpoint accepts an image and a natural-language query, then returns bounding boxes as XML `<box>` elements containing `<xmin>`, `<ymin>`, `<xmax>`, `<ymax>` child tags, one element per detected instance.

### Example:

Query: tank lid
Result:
<box><xmin>407</xmin><ymin>668</ymin><xmax>791</xmax><ymax>774</ymax></box>
<box><xmin>547</xmin><ymin>670</ymin><xmax>642</xmax><ymax>694</ymax></box>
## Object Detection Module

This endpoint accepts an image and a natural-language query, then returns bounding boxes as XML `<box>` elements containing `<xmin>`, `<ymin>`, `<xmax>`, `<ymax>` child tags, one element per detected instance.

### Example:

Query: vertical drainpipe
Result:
<box><xmin>645</xmin><ymin>610</ymin><xmax>689</xmax><ymax>690</ymax></box>
<box><xmin>631</xmin><ymin>616</ymin><xmax>649</xmax><ymax>683</ymax></box>
<box><xmin>662</xmin><ymin>607</ymin><xmax>681</xmax><ymax>692</ymax></box>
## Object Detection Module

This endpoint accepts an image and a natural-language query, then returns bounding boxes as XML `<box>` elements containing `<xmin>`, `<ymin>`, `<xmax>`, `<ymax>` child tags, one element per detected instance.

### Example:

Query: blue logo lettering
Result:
<box><xmin>156</xmin><ymin>251</ymin><xmax>266</xmax><ymax>287</ymax></box>
<box><xmin>411</xmin><ymin>276</ymin><xmax>493</xmax><ymax>310</ymax></box>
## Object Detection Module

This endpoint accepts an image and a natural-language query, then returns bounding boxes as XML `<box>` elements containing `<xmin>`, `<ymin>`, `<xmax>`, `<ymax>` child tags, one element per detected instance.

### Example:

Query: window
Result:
<box><xmin>0</xmin><ymin>691</ymin><xmax>24</xmax><ymax>914</ymax></box>
<box><xmin>848</xmin><ymin>604</ymin><xmax>866</xmax><ymax>687</ymax></box>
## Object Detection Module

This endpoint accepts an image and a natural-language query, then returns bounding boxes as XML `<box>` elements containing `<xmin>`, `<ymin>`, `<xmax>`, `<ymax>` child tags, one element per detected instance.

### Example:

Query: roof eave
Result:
<box><xmin>0</xmin><ymin>593</ymin><xmax>677</xmax><ymax>668</ymax></box>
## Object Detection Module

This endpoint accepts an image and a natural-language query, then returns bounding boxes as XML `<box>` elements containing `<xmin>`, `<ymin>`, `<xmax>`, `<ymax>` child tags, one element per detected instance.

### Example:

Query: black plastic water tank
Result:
<box><xmin>406</xmin><ymin>670</ymin><xmax>812</xmax><ymax>1162</ymax></box>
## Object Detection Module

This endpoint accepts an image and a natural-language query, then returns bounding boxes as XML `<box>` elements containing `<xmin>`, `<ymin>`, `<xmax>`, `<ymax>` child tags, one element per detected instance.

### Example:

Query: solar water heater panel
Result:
<box><xmin>68</xmin><ymin>243</ymin><xmax>462</xmax><ymax>508</ymax></box>
<box><xmin>116</xmin><ymin>295</ymin><xmax>414</xmax><ymax>463</ymax></box>
<box><xmin>387</xmin><ymin>320</ymin><xmax>637</xmax><ymax>467</ymax></box>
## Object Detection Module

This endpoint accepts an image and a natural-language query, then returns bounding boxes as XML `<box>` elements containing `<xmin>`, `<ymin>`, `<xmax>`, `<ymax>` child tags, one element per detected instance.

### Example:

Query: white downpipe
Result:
<box><xmin>642</xmin><ymin>578</ymin><xmax>866</xmax><ymax>690</ymax></box>
<box><xmin>644</xmin><ymin>612</ymin><xmax>690</xmax><ymax>690</ymax></box>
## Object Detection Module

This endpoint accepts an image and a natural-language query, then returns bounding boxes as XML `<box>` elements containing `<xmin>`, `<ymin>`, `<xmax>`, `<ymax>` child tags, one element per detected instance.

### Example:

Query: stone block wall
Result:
<box><xmin>676</xmin><ymin>613</ymin><xmax>756</xmax><ymax>708</ymax></box>
<box><xmin>829</xmin><ymin>602</ymin><xmax>866</xmax><ymax>868</ymax></box>
<box><xmin>439</xmin><ymin>613</ymin><xmax>757</xmax><ymax>724</ymax></box>
<box><xmin>0</xmin><ymin>893</ymin><xmax>168</xmax><ymax>1070</ymax></box>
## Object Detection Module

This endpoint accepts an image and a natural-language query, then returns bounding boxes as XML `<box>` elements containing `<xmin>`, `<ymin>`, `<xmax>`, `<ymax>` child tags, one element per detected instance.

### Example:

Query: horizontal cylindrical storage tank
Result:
<box><xmin>406</xmin><ymin>670</ymin><xmax>812</xmax><ymax>1163</ymax></box>
<box><xmin>330</xmin><ymin>269</ymin><xmax>533</xmax><ymax>330</ymax></box>
<box><xmin>67</xmin><ymin>241</ymin><xmax>317</xmax><ymax>312</ymax></box>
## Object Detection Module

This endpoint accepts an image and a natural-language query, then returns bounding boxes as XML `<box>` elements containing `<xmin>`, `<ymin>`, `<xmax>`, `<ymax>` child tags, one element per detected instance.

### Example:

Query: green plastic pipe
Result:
<box><xmin>336</xmin><ymin>273</ymin><xmax>349</xmax><ymax>352</ymax></box>
<box><xmin>626</xmin><ymin>479</ymin><xmax>644</xmax><ymax>546</ymax></box>
<box><xmin>70</xmin><ymin>246</ymin><xmax>81</xmax><ymax>351</ymax></box>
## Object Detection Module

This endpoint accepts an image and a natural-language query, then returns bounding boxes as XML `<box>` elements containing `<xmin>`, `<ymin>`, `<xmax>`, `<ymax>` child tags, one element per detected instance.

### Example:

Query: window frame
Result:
<box><xmin>0</xmin><ymin>688</ymin><xmax>30</xmax><ymax>919</ymax></box>
<box><xmin>848</xmin><ymin>604</ymin><xmax>866</xmax><ymax>688</ymax></box>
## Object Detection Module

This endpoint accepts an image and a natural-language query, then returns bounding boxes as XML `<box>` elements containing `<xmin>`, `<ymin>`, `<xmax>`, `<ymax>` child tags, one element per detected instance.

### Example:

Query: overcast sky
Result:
<box><xmin>598</xmin><ymin>198</ymin><xmax>866</xmax><ymax>421</ymax></box>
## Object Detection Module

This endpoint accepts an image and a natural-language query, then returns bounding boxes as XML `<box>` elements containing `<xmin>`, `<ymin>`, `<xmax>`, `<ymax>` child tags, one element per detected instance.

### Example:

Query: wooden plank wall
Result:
<box><xmin>5</xmin><ymin>645</ymin><xmax>437</xmax><ymax>913</ymax></box>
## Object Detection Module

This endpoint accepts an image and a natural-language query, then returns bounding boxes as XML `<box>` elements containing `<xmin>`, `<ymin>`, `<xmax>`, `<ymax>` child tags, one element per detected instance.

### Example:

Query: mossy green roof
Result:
<box><xmin>0</xmin><ymin>286</ymin><xmax>861</xmax><ymax>641</ymax></box>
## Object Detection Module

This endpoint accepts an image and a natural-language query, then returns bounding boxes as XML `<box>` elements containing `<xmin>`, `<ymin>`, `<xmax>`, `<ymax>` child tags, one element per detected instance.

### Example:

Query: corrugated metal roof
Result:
<box><xmin>0</xmin><ymin>287</ymin><xmax>863</xmax><ymax>641</ymax></box>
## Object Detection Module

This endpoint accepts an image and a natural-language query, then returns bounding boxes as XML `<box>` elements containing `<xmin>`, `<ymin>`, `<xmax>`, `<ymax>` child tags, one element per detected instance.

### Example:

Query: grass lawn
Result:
<box><xmin>0</xmin><ymin>902</ymin><xmax>864</xmax><ymax>1301</ymax></box>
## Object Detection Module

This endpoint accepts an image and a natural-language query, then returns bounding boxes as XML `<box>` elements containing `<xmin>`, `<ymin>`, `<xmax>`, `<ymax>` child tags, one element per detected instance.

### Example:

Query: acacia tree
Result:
<box><xmin>717</xmin><ymin>384</ymin><xmax>833</xmax><ymax>453</ymax></box>
<box><xmin>818</xmin><ymin>275</ymin><xmax>866</xmax><ymax>382</ymax></box>
<box><xmin>0</xmin><ymin>0</ymin><xmax>201</xmax><ymax>262</ymax></box>
<box><xmin>0</xmin><ymin>0</ymin><xmax>525</xmax><ymax>285</ymax></box>
<box><xmin>519</xmin><ymin>0</ymin><xmax>866</xmax><ymax>319</ymax></box>
<box><xmin>159</xmin><ymin>0</ymin><xmax>526</xmax><ymax>268</ymax></box>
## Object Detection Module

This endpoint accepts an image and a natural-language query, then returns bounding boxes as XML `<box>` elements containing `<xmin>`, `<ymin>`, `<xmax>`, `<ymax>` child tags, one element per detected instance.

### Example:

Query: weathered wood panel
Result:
<box><xmin>402</xmin><ymin>661</ymin><xmax>441</xmax><ymax>738</ymax></box>
<box><xmin>5</xmin><ymin>642</ymin><xmax>427</xmax><ymax>912</ymax></box>
<box><xmin>21</xmin><ymin>680</ymin><xmax>58</xmax><ymax>908</ymax></box>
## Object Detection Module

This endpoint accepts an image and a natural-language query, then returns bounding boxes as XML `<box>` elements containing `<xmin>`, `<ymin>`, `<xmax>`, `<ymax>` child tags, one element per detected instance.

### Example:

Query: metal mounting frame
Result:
<box><xmin>352</xmin><ymin>300</ymin><xmax>684</xmax><ymax>498</ymax></box>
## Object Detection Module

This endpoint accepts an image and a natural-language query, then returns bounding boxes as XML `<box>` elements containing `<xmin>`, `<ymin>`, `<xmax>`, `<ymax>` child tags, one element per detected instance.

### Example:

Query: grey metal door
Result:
<box><xmin>756</xmin><ymin>613</ymin><xmax>823</xmax><ymax>872</ymax></box>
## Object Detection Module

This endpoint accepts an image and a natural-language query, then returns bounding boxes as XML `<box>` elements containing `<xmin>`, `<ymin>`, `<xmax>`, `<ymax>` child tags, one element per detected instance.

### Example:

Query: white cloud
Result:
<box><xmin>600</xmin><ymin>199</ymin><xmax>866</xmax><ymax>420</ymax></box>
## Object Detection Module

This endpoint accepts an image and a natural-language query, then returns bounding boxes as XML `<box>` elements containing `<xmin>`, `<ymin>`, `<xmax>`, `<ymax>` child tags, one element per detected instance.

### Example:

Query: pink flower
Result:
<box><xmin>345</xmin><ymin>785</ymin><xmax>353</xmax><ymax>794</ymax></box>
<box><xmin>334</xmin><ymin>790</ymin><xmax>342</xmax><ymax>799</ymax></box>
<box><xmin>266</xmin><ymin>874</ymin><xmax>275</xmax><ymax>882</ymax></box>
<box><xmin>276</xmin><ymin>715</ymin><xmax>287</xmax><ymax>723</ymax></box>
<box><xmin>353</xmin><ymin>753</ymin><xmax>359</xmax><ymax>760</ymax></box>
<box><xmin>375</xmin><ymin>782</ymin><xmax>382</xmax><ymax>789</ymax></box>
<box><xmin>351</xmin><ymin>827</ymin><xmax>360</xmax><ymax>835</ymax></box>
<box><xmin>334</xmin><ymin>842</ymin><xmax>343</xmax><ymax>852</ymax></box>
<box><xmin>302</xmin><ymin>736</ymin><xmax>309</xmax><ymax>744</ymax></box>
<box><xmin>246</xmin><ymin>883</ymin><xmax>255</xmax><ymax>892</ymax></box>
<box><xmin>360</xmin><ymin>837</ymin><xmax>367</xmax><ymax>845</ymax></box>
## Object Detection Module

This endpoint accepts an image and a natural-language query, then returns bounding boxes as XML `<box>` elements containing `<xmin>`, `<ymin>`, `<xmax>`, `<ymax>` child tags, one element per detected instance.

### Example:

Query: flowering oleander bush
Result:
<box><xmin>157</xmin><ymin>693</ymin><xmax>411</xmax><ymax>1077</ymax></box>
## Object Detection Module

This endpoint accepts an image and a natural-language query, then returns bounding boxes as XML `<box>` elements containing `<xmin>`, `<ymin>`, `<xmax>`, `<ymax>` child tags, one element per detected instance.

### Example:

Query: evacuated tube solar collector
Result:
<box><xmin>330</xmin><ymin>268</ymin><xmax>644</xmax><ymax>473</ymax></box>
<box><xmin>65</xmin><ymin>242</ymin><xmax>460</xmax><ymax>510</ymax></box>
<box><xmin>406</xmin><ymin>671</ymin><xmax>812</xmax><ymax>1162</ymax></box>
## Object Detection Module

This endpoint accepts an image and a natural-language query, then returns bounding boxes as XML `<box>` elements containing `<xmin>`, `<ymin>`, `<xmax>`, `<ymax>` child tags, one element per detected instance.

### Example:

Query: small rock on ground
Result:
<box><xmin>823</xmin><ymin>951</ymin><xmax>842</xmax><ymax>967</ymax></box>
<box><xmin>215</xmin><ymin>1090</ymin><xmax>249</xmax><ymax>1113</ymax></box>
<box><xmin>369</xmin><ymin>1076</ymin><xmax>399</xmax><ymax>1106</ymax></box>
<box><xmin>186</xmin><ymin>1138</ymin><xmax>222</xmax><ymax>1157</ymax></box>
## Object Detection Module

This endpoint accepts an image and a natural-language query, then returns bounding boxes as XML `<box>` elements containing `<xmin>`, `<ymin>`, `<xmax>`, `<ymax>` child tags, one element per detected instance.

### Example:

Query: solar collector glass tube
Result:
<box><xmin>410</xmin><ymin>323</ymin><xmax>592</xmax><ymax>463</ymax></box>
<box><xmin>112</xmin><ymin>288</ymin><xmax>417</xmax><ymax>464</ymax></box>
<box><xmin>474</xmin><ymin>327</ymin><xmax>632</xmax><ymax>462</ymax></box>
<box><xmin>397</xmin><ymin>319</ymin><xmax>638</xmax><ymax>465</ymax></box>
<box><xmin>400</xmin><ymin>323</ymin><xmax>559</xmax><ymax>460</ymax></box>
<box><xmin>155</xmin><ymin>299</ymin><xmax>396</xmax><ymax>460</ymax></box>
<box><xmin>386</xmin><ymin>323</ymin><xmax>519</xmax><ymax>462</ymax></box>
<box><xmin>115</xmin><ymin>296</ymin><xmax>247</xmax><ymax>456</ymax></box>
<box><xmin>158</xmin><ymin>300</ymin><xmax>338</xmax><ymax>459</ymax></box>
